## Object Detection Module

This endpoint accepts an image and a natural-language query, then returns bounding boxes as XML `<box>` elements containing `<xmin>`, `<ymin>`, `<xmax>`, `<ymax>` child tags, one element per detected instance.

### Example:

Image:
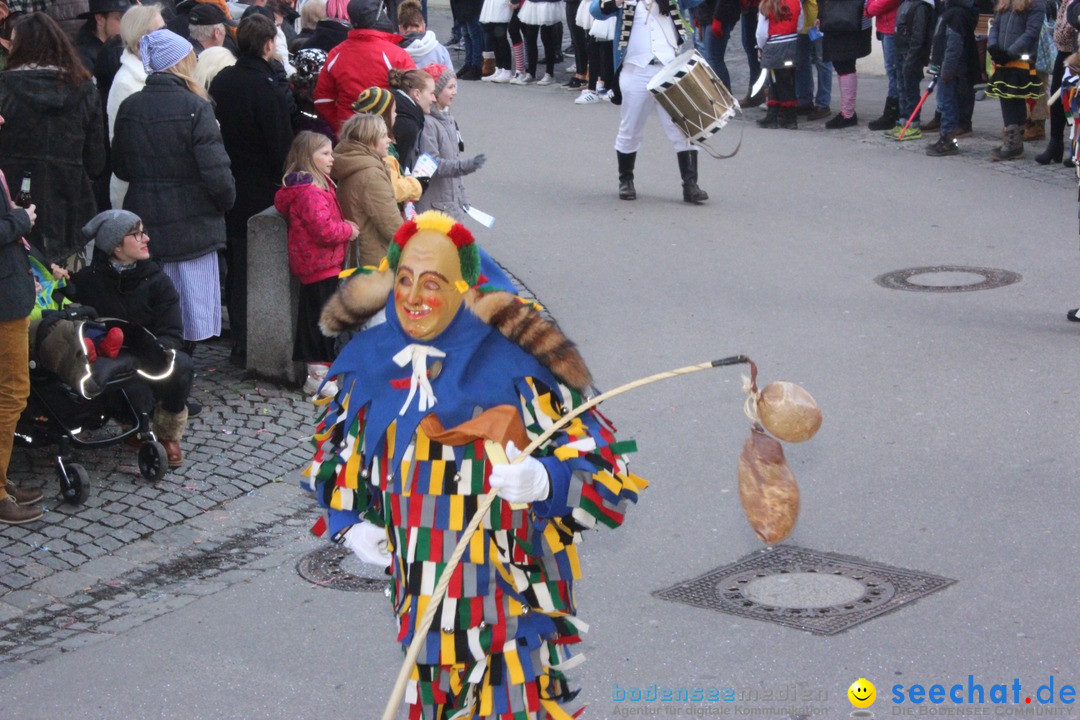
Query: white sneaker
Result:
<box><xmin>490</xmin><ymin>68</ymin><xmax>513</xmax><ymax>83</ymax></box>
<box><xmin>536</xmin><ymin>73</ymin><xmax>556</xmax><ymax>86</ymax></box>
<box><xmin>598</xmin><ymin>88</ymin><xmax>613</xmax><ymax>101</ymax></box>
<box><xmin>575</xmin><ymin>89</ymin><xmax>600</xmax><ymax>104</ymax></box>
<box><xmin>481</xmin><ymin>69</ymin><xmax>498</xmax><ymax>82</ymax></box>
<box><xmin>509</xmin><ymin>72</ymin><xmax>533</xmax><ymax>85</ymax></box>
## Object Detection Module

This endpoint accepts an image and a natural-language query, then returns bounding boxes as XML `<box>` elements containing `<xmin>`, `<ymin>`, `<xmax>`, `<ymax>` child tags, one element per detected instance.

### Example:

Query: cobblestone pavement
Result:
<box><xmin>1</xmin><ymin>339</ymin><xmax>316</xmax><ymax>608</ymax></box>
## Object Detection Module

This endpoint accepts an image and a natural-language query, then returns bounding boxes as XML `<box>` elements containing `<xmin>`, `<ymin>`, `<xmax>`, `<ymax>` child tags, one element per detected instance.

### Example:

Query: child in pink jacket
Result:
<box><xmin>274</xmin><ymin>131</ymin><xmax>360</xmax><ymax>399</ymax></box>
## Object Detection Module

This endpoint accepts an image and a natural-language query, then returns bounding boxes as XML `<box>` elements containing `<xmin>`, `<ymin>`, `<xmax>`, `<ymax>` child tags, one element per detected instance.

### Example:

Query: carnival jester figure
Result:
<box><xmin>304</xmin><ymin>210</ymin><xmax>646</xmax><ymax>719</ymax></box>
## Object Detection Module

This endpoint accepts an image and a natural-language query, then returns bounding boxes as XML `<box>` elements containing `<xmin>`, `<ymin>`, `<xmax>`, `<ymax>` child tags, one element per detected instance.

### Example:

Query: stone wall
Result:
<box><xmin>246</xmin><ymin>208</ymin><xmax>304</xmax><ymax>386</ymax></box>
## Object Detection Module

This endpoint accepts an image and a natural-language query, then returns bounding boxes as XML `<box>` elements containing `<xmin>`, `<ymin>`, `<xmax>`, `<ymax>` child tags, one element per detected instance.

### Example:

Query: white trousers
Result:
<box><xmin>614</xmin><ymin>62</ymin><xmax>693</xmax><ymax>154</ymax></box>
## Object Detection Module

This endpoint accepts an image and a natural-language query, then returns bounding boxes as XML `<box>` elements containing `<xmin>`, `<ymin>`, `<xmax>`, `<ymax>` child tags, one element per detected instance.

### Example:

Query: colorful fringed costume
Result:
<box><xmin>304</xmin><ymin>266</ymin><xmax>646</xmax><ymax>719</ymax></box>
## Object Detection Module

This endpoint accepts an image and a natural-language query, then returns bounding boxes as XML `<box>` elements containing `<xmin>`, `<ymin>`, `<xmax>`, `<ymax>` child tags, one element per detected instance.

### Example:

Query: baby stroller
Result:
<box><xmin>15</xmin><ymin>311</ymin><xmax>177</xmax><ymax>505</ymax></box>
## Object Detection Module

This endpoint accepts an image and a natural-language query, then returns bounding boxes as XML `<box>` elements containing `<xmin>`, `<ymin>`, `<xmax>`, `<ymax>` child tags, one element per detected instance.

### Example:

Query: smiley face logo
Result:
<box><xmin>848</xmin><ymin>678</ymin><xmax>876</xmax><ymax>708</ymax></box>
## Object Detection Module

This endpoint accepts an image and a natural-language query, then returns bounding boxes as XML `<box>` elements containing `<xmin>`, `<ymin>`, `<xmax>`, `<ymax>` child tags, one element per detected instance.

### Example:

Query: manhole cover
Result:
<box><xmin>654</xmin><ymin>545</ymin><xmax>955</xmax><ymax>635</ymax></box>
<box><xmin>740</xmin><ymin>572</ymin><xmax>872</xmax><ymax>608</ymax></box>
<box><xmin>874</xmin><ymin>265</ymin><xmax>1021</xmax><ymax>293</ymax></box>
<box><xmin>296</xmin><ymin>545</ymin><xmax>389</xmax><ymax>592</ymax></box>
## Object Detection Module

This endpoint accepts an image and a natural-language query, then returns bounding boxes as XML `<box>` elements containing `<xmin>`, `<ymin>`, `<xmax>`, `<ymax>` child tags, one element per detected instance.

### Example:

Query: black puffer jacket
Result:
<box><xmin>112</xmin><ymin>73</ymin><xmax>236</xmax><ymax>263</ymax></box>
<box><xmin>0</xmin><ymin>69</ymin><xmax>106</xmax><ymax>262</ymax></box>
<box><xmin>67</xmin><ymin>251</ymin><xmax>184</xmax><ymax>351</ymax></box>
<box><xmin>930</xmin><ymin>0</ymin><xmax>979</xmax><ymax>81</ymax></box>
<box><xmin>894</xmin><ymin>0</ymin><xmax>936</xmax><ymax>75</ymax></box>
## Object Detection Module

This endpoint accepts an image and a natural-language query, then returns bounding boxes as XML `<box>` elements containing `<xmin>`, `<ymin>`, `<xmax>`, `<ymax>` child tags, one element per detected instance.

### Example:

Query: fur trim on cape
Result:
<box><xmin>318</xmin><ymin>273</ymin><xmax>593</xmax><ymax>392</ymax></box>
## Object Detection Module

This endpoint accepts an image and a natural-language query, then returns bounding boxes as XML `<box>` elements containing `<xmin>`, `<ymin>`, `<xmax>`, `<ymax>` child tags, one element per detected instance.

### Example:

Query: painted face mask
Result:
<box><xmin>393</xmin><ymin>230</ymin><xmax>465</xmax><ymax>341</ymax></box>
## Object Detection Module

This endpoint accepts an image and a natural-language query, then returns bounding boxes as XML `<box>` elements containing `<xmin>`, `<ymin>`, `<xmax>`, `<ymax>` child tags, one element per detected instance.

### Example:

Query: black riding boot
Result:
<box><xmin>617</xmin><ymin>151</ymin><xmax>636</xmax><ymax>200</ymax></box>
<box><xmin>677</xmin><ymin>150</ymin><xmax>708</xmax><ymax>204</ymax></box>
<box><xmin>867</xmin><ymin>96</ymin><xmax>900</xmax><ymax>131</ymax></box>
<box><xmin>1036</xmin><ymin>135</ymin><xmax>1064</xmax><ymax>165</ymax></box>
<box><xmin>756</xmin><ymin>106</ymin><xmax>780</xmax><ymax>128</ymax></box>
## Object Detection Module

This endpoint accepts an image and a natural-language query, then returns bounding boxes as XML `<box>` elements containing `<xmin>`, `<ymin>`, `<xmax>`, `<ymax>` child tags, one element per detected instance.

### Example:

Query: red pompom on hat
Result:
<box><xmin>423</xmin><ymin>63</ymin><xmax>455</xmax><ymax>95</ymax></box>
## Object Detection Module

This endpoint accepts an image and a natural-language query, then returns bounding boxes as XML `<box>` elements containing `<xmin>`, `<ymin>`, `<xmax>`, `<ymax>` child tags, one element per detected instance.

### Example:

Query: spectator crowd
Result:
<box><xmin>0</xmin><ymin>0</ymin><xmax>1077</xmax><ymax>526</ymax></box>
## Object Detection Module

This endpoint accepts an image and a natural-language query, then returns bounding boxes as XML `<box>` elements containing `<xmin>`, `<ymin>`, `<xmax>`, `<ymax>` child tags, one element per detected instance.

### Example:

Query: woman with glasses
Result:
<box><xmin>68</xmin><ymin>210</ymin><xmax>194</xmax><ymax>468</ymax></box>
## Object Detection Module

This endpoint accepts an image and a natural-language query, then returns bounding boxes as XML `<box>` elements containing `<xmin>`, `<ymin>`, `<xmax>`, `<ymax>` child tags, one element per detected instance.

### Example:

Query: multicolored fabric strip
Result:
<box><xmin>305</xmin><ymin>374</ymin><xmax>647</xmax><ymax>718</ymax></box>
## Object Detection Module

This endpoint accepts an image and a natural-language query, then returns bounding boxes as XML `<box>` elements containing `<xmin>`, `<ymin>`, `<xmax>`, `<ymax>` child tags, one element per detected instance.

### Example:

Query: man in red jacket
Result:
<box><xmin>314</xmin><ymin>0</ymin><xmax>416</xmax><ymax>134</ymax></box>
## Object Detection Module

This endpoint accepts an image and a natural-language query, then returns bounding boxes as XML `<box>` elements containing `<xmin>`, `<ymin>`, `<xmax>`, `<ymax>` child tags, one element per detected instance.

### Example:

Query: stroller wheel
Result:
<box><xmin>138</xmin><ymin>441</ymin><xmax>168</xmax><ymax>482</ymax></box>
<box><xmin>60</xmin><ymin>464</ymin><xmax>91</xmax><ymax>505</ymax></box>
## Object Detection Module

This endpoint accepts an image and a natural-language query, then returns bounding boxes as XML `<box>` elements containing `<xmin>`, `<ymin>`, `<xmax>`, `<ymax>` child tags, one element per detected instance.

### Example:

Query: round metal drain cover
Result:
<box><xmin>717</xmin><ymin>566</ymin><xmax>896</xmax><ymax>618</ymax></box>
<box><xmin>875</xmin><ymin>265</ymin><xmax>1021</xmax><ymax>293</ymax></box>
<box><xmin>742</xmin><ymin>573</ymin><xmax>866</xmax><ymax>608</ymax></box>
<box><xmin>296</xmin><ymin>545</ymin><xmax>389</xmax><ymax>592</ymax></box>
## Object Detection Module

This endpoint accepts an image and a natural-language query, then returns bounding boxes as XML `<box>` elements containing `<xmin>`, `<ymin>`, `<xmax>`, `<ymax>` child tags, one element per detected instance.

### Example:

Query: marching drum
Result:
<box><xmin>646</xmin><ymin>49</ymin><xmax>741</xmax><ymax>158</ymax></box>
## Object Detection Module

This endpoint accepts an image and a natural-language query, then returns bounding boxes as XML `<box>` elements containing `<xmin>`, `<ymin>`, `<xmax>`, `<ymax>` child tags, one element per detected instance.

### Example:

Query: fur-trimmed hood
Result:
<box><xmin>319</xmin><ymin>270</ymin><xmax>592</xmax><ymax>392</ymax></box>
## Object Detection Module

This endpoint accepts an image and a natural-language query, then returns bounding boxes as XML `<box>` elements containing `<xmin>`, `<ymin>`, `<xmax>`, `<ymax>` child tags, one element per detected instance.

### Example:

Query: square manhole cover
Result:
<box><xmin>654</xmin><ymin>545</ymin><xmax>955</xmax><ymax>635</ymax></box>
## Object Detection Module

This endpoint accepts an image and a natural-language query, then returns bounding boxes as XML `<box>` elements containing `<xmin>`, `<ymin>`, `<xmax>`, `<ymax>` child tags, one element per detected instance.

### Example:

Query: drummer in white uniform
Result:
<box><xmin>591</xmin><ymin>0</ymin><xmax>709</xmax><ymax>203</ymax></box>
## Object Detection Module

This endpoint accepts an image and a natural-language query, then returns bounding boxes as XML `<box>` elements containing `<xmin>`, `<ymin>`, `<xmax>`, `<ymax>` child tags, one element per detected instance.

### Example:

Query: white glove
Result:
<box><xmin>489</xmin><ymin>441</ymin><xmax>550</xmax><ymax>504</ymax></box>
<box><xmin>341</xmin><ymin>522</ymin><xmax>391</xmax><ymax>567</ymax></box>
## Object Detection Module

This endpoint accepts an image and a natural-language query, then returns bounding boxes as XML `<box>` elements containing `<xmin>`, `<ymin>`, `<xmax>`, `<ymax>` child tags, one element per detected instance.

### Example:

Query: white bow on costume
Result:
<box><xmin>392</xmin><ymin>344</ymin><xmax>447</xmax><ymax>415</ymax></box>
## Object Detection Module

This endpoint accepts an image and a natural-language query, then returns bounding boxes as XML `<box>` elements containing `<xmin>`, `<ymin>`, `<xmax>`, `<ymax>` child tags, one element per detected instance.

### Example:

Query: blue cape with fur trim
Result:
<box><xmin>326</xmin><ymin>292</ymin><xmax>566</xmax><ymax>470</ymax></box>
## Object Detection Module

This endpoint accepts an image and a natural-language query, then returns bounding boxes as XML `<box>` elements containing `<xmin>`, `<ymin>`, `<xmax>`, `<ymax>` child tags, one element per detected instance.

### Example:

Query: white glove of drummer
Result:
<box><xmin>489</xmin><ymin>441</ymin><xmax>550</xmax><ymax>504</ymax></box>
<box><xmin>341</xmin><ymin>522</ymin><xmax>391</xmax><ymax>567</ymax></box>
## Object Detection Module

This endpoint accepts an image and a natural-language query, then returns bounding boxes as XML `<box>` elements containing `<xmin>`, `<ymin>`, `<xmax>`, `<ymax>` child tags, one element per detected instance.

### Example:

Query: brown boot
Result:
<box><xmin>991</xmin><ymin>125</ymin><xmax>1024</xmax><ymax>161</ymax></box>
<box><xmin>0</xmin><ymin>496</ymin><xmax>43</xmax><ymax>525</ymax></box>
<box><xmin>152</xmin><ymin>405</ymin><xmax>188</xmax><ymax>468</ymax></box>
<box><xmin>6</xmin><ymin>483</ymin><xmax>43</xmax><ymax>505</ymax></box>
<box><xmin>481</xmin><ymin>57</ymin><xmax>496</xmax><ymax>77</ymax></box>
<box><xmin>1023</xmin><ymin>120</ymin><xmax>1045</xmax><ymax>141</ymax></box>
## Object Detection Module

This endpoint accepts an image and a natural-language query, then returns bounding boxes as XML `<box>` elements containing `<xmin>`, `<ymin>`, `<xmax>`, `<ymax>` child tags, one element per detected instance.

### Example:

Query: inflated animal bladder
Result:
<box><xmin>737</xmin><ymin>425</ymin><xmax>800</xmax><ymax>545</ymax></box>
<box><xmin>756</xmin><ymin>381</ymin><xmax>822</xmax><ymax>443</ymax></box>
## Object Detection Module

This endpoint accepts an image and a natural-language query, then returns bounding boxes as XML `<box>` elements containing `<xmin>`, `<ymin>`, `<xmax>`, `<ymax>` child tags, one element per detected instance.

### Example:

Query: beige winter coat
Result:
<box><xmin>332</xmin><ymin>140</ymin><xmax>403</xmax><ymax>268</ymax></box>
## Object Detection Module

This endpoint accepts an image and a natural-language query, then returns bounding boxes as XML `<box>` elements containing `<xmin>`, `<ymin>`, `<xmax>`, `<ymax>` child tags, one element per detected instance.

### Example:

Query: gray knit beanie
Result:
<box><xmin>423</xmin><ymin>63</ymin><xmax>455</xmax><ymax>96</ymax></box>
<box><xmin>82</xmin><ymin>210</ymin><xmax>142</xmax><ymax>256</ymax></box>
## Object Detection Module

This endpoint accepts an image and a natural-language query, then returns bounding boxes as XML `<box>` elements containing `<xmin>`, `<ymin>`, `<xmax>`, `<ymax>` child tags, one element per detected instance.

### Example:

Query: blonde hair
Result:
<box><xmin>164</xmin><ymin>50</ymin><xmax>210</xmax><ymax>101</ymax></box>
<box><xmin>995</xmin><ymin>0</ymin><xmax>1032</xmax><ymax>13</ymax></box>
<box><xmin>122</xmin><ymin>3</ymin><xmax>165</xmax><ymax>55</ymax></box>
<box><xmin>282</xmin><ymin>131</ymin><xmax>333</xmax><ymax>190</ymax></box>
<box><xmin>300</xmin><ymin>0</ymin><xmax>326</xmax><ymax>29</ymax></box>
<box><xmin>759</xmin><ymin>0</ymin><xmax>782</xmax><ymax>20</ymax></box>
<box><xmin>195</xmin><ymin>45</ymin><xmax>236</xmax><ymax>89</ymax></box>
<box><xmin>339</xmin><ymin>112</ymin><xmax>388</xmax><ymax>148</ymax></box>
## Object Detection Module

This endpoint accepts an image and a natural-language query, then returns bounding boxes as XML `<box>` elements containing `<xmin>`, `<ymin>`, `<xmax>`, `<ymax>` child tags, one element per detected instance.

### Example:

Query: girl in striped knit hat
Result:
<box><xmin>354</xmin><ymin>86</ymin><xmax>423</xmax><ymax>211</ymax></box>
